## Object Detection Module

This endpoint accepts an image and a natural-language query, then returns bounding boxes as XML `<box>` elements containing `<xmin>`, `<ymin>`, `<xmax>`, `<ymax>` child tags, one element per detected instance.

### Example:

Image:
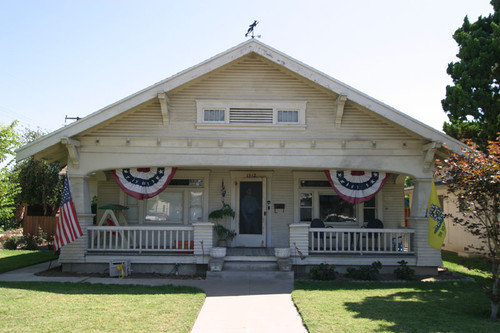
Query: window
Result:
<box><xmin>142</xmin><ymin>178</ymin><xmax>205</xmax><ymax>224</ymax></box>
<box><xmin>297</xmin><ymin>178</ymin><xmax>378</xmax><ymax>226</ymax></box>
<box><xmin>300</xmin><ymin>193</ymin><xmax>313</xmax><ymax>221</ymax></box>
<box><xmin>203</xmin><ymin>109</ymin><xmax>225</xmax><ymax>122</ymax></box>
<box><xmin>277</xmin><ymin>110</ymin><xmax>299</xmax><ymax>123</ymax></box>
<box><xmin>320</xmin><ymin>194</ymin><xmax>357</xmax><ymax>223</ymax></box>
<box><xmin>196</xmin><ymin>100</ymin><xmax>306</xmax><ymax>129</ymax></box>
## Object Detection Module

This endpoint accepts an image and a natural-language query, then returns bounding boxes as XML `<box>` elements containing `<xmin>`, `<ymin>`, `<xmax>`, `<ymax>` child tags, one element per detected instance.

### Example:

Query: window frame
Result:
<box><xmin>123</xmin><ymin>170</ymin><xmax>209</xmax><ymax>225</ymax></box>
<box><xmin>196</xmin><ymin>99</ymin><xmax>307</xmax><ymax>130</ymax></box>
<box><xmin>293</xmin><ymin>172</ymin><xmax>382</xmax><ymax>227</ymax></box>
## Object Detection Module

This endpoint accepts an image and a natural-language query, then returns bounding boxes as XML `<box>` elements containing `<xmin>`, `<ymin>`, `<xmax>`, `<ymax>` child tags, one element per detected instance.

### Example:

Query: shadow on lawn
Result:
<box><xmin>296</xmin><ymin>280</ymin><xmax>499</xmax><ymax>332</ymax></box>
<box><xmin>0</xmin><ymin>281</ymin><xmax>204</xmax><ymax>295</ymax></box>
<box><xmin>0</xmin><ymin>252</ymin><xmax>58</xmax><ymax>273</ymax></box>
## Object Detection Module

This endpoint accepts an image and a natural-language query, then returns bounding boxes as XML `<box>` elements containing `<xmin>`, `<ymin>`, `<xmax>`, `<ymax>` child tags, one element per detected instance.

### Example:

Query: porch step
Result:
<box><xmin>223</xmin><ymin>260</ymin><xmax>278</xmax><ymax>271</ymax></box>
<box><xmin>206</xmin><ymin>270</ymin><xmax>294</xmax><ymax>281</ymax></box>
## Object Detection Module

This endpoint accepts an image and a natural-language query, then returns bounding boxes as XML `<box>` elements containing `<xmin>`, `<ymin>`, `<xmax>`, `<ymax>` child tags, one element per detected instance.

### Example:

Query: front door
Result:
<box><xmin>236</xmin><ymin>179</ymin><xmax>266</xmax><ymax>247</ymax></box>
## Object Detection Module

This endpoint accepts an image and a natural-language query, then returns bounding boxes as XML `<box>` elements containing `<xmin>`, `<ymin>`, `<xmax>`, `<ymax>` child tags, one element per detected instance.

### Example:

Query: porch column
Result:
<box><xmin>59</xmin><ymin>175</ymin><xmax>93</xmax><ymax>264</ymax></box>
<box><xmin>289</xmin><ymin>223</ymin><xmax>309</xmax><ymax>258</ymax></box>
<box><xmin>193</xmin><ymin>222</ymin><xmax>214</xmax><ymax>260</ymax></box>
<box><xmin>408</xmin><ymin>178</ymin><xmax>442</xmax><ymax>268</ymax></box>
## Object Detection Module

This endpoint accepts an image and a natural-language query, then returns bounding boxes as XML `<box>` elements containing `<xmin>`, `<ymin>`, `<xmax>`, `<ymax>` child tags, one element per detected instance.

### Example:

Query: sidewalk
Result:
<box><xmin>0</xmin><ymin>261</ymin><xmax>307</xmax><ymax>333</ymax></box>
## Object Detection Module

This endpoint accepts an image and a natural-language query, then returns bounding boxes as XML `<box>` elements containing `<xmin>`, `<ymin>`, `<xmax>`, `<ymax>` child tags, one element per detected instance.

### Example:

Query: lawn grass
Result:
<box><xmin>441</xmin><ymin>251</ymin><xmax>492</xmax><ymax>280</ymax></box>
<box><xmin>293</xmin><ymin>253</ymin><xmax>500</xmax><ymax>332</ymax></box>
<box><xmin>0</xmin><ymin>250</ymin><xmax>59</xmax><ymax>273</ymax></box>
<box><xmin>0</xmin><ymin>281</ymin><xmax>205</xmax><ymax>333</ymax></box>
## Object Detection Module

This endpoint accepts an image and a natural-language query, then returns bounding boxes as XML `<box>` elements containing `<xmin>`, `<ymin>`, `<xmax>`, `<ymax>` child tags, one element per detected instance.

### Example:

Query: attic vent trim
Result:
<box><xmin>196</xmin><ymin>99</ymin><xmax>307</xmax><ymax>131</ymax></box>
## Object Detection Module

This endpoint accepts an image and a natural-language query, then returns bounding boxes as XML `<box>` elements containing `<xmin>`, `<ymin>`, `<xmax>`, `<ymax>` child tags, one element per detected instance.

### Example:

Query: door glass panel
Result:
<box><xmin>239</xmin><ymin>181</ymin><xmax>263</xmax><ymax>234</ymax></box>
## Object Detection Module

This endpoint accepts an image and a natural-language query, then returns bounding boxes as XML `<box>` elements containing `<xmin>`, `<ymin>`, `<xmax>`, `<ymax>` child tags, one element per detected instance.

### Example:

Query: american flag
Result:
<box><xmin>54</xmin><ymin>174</ymin><xmax>83</xmax><ymax>252</ymax></box>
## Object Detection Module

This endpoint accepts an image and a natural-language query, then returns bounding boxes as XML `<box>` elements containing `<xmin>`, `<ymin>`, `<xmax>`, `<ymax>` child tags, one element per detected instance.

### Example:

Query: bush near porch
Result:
<box><xmin>293</xmin><ymin>252</ymin><xmax>499</xmax><ymax>332</ymax></box>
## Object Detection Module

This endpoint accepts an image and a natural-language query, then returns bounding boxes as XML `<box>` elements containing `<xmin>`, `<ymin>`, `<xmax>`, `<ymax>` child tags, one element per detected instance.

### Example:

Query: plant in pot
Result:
<box><xmin>209</xmin><ymin>204</ymin><xmax>236</xmax><ymax>247</ymax></box>
<box><xmin>213</xmin><ymin>224</ymin><xmax>237</xmax><ymax>247</ymax></box>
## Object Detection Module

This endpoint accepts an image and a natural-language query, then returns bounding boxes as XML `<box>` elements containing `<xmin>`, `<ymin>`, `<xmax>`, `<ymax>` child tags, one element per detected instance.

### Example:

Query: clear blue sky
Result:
<box><xmin>0</xmin><ymin>0</ymin><xmax>494</xmax><ymax>133</ymax></box>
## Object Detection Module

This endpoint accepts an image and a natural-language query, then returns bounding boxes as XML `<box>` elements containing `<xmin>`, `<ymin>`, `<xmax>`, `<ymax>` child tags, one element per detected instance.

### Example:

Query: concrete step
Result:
<box><xmin>223</xmin><ymin>261</ymin><xmax>278</xmax><ymax>271</ymax></box>
<box><xmin>206</xmin><ymin>270</ymin><xmax>294</xmax><ymax>281</ymax></box>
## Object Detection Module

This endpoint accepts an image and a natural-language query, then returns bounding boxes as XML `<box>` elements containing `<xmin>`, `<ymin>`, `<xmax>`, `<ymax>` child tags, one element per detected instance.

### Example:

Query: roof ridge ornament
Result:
<box><xmin>245</xmin><ymin>20</ymin><xmax>261</xmax><ymax>39</ymax></box>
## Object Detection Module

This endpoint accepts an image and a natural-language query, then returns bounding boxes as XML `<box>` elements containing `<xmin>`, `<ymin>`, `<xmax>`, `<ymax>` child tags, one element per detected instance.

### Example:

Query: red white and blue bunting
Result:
<box><xmin>324</xmin><ymin>170</ymin><xmax>390</xmax><ymax>204</ymax></box>
<box><xmin>112</xmin><ymin>167</ymin><xmax>177</xmax><ymax>200</ymax></box>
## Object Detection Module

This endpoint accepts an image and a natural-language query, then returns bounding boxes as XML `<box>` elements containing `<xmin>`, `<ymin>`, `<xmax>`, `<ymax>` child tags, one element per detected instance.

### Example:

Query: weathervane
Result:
<box><xmin>65</xmin><ymin>115</ymin><xmax>81</xmax><ymax>123</ymax></box>
<box><xmin>245</xmin><ymin>20</ymin><xmax>260</xmax><ymax>39</ymax></box>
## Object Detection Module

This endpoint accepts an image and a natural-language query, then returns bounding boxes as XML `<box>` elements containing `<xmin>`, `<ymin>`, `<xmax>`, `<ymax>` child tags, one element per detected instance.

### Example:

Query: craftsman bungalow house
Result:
<box><xmin>16</xmin><ymin>40</ymin><xmax>463</xmax><ymax>275</ymax></box>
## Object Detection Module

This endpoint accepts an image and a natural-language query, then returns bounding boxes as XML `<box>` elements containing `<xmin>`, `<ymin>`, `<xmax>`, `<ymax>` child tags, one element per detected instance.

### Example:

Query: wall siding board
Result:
<box><xmin>83</xmin><ymin>54</ymin><xmax>418</xmax><ymax>141</ymax></box>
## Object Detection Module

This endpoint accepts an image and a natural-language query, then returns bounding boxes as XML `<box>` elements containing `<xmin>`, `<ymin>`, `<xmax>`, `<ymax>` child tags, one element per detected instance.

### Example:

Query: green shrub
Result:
<box><xmin>346</xmin><ymin>261</ymin><xmax>382</xmax><ymax>280</ymax></box>
<box><xmin>1</xmin><ymin>236</ymin><xmax>19</xmax><ymax>250</ymax></box>
<box><xmin>309</xmin><ymin>263</ymin><xmax>337</xmax><ymax>280</ymax></box>
<box><xmin>394</xmin><ymin>260</ymin><xmax>415</xmax><ymax>280</ymax></box>
<box><xmin>22</xmin><ymin>234</ymin><xmax>46</xmax><ymax>251</ymax></box>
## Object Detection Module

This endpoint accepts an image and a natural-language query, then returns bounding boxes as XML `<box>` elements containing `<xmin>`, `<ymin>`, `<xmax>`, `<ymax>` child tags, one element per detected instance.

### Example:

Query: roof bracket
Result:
<box><xmin>422</xmin><ymin>142</ymin><xmax>441</xmax><ymax>171</ymax></box>
<box><xmin>61</xmin><ymin>136</ymin><xmax>80</xmax><ymax>168</ymax></box>
<box><xmin>158</xmin><ymin>92</ymin><xmax>169</xmax><ymax>125</ymax></box>
<box><xmin>334</xmin><ymin>94</ymin><xmax>348</xmax><ymax>128</ymax></box>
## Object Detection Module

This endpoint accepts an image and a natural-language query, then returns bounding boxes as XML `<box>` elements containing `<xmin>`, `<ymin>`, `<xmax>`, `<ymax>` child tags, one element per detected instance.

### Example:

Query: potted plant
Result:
<box><xmin>213</xmin><ymin>224</ymin><xmax>237</xmax><ymax>247</ymax></box>
<box><xmin>209</xmin><ymin>204</ymin><xmax>236</xmax><ymax>247</ymax></box>
<box><xmin>208</xmin><ymin>203</ymin><xmax>235</xmax><ymax>220</ymax></box>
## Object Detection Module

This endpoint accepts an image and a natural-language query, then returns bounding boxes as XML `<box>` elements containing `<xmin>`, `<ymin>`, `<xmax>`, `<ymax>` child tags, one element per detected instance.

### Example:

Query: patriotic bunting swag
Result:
<box><xmin>112</xmin><ymin>167</ymin><xmax>177</xmax><ymax>200</ymax></box>
<box><xmin>54</xmin><ymin>174</ymin><xmax>83</xmax><ymax>252</ymax></box>
<box><xmin>324</xmin><ymin>170</ymin><xmax>390</xmax><ymax>204</ymax></box>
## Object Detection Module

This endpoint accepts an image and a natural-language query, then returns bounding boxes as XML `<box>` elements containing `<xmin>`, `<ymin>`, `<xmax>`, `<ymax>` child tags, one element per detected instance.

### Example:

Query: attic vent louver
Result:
<box><xmin>229</xmin><ymin>108</ymin><xmax>273</xmax><ymax>124</ymax></box>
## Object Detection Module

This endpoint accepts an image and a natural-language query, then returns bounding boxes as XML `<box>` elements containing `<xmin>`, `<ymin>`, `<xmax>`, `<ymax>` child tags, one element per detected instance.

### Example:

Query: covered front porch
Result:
<box><xmin>52</xmin><ymin>163</ymin><xmax>439</xmax><ymax>274</ymax></box>
<box><xmin>81</xmin><ymin>222</ymin><xmax>417</xmax><ymax>273</ymax></box>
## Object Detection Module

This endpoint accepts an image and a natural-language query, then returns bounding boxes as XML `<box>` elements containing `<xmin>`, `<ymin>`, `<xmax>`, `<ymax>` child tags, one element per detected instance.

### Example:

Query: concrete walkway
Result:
<box><xmin>0</xmin><ymin>261</ymin><xmax>307</xmax><ymax>332</ymax></box>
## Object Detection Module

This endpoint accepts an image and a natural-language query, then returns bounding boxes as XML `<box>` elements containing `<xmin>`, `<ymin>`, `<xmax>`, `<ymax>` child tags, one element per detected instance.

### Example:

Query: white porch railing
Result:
<box><xmin>308</xmin><ymin>228</ymin><xmax>415</xmax><ymax>254</ymax></box>
<box><xmin>87</xmin><ymin>226</ymin><xmax>194</xmax><ymax>253</ymax></box>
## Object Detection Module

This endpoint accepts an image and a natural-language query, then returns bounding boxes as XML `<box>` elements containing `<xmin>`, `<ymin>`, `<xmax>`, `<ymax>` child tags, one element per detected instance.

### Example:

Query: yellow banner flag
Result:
<box><xmin>426</xmin><ymin>179</ymin><xmax>446</xmax><ymax>250</ymax></box>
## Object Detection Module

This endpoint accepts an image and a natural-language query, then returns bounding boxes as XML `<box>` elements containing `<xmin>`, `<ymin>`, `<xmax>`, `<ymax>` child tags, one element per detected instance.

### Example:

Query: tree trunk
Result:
<box><xmin>491</xmin><ymin>301</ymin><xmax>499</xmax><ymax>321</ymax></box>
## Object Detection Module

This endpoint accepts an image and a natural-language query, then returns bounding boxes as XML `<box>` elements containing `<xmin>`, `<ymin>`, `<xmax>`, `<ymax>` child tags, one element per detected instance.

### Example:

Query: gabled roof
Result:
<box><xmin>16</xmin><ymin>39</ymin><xmax>464</xmax><ymax>161</ymax></box>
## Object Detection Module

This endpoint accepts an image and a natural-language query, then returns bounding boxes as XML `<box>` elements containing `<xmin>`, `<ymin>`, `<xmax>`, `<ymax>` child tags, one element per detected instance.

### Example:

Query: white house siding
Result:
<box><xmin>381</xmin><ymin>175</ymin><xmax>405</xmax><ymax>229</ymax></box>
<box><xmin>83</xmin><ymin>54</ymin><xmax>419</xmax><ymax>142</ymax></box>
<box><xmin>268</xmin><ymin>169</ymin><xmax>295</xmax><ymax>248</ymax></box>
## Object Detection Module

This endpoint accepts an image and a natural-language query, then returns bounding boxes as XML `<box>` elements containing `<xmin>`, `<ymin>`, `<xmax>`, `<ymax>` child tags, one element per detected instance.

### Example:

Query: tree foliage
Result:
<box><xmin>0</xmin><ymin>121</ymin><xmax>21</xmax><ymax>226</ymax></box>
<box><xmin>441</xmin><ymin>0</ymin><xmax>500</xmax><ymax>150</ymax></box>
<box><xmin>15</xmin><ymin>128</ymin><xmax>63</xmax><ymax>216</ymax></box>
<box><xmin>0</xmin><ymin>121</ymin><xmax>21</xmax><ymax>164</ymax></box>
<box><xmin>437</xmin><ymin>135</ymin><xmax>500</xmax><ymax>321</ymax></box>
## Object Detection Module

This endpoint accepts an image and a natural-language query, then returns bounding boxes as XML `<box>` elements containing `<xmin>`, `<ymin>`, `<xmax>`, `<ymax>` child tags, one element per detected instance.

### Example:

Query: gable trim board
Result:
<box><xmin>16</xmin><ymin>39</ymin><xmax>463</xmax><ymax>162</ymax></box>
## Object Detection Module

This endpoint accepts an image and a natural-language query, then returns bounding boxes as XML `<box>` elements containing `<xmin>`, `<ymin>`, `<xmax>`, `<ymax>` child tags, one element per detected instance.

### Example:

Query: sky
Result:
<box><xmin>0</xmin><ymin>0</ymin><xmax>495</xmax><ymax>134</ymax></box>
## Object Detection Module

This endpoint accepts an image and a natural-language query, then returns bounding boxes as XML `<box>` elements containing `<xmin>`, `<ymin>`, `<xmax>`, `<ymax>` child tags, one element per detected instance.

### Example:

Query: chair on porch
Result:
<box><xmin>310</xmin><ymin>218</ymin><xmax>325</xmax><ymax>250</ymax></box>
<box><xmin>363</xmin><ymin>218</ymin><xmax>384</xmax><ymax>249</ymax></box>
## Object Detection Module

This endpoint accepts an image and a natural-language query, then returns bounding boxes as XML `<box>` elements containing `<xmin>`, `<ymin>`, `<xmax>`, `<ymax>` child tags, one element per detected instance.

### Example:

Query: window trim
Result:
<box><xmin>293</xmin><ymin>171</ymin><xmax>382</xmax><ymax>226</ymax></box>
<box><xmin>196</xmin><ymin>99</ymin><xmax>307</xmax><ymax>130</ymax></box>
<box><xmin>123</xmin><ymin>170</ymin><xmax>210</xmax><ymax>225</ymax></box>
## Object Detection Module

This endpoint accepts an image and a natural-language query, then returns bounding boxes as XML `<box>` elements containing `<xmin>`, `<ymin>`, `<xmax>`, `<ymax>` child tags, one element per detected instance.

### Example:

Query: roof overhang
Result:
<box><xmin>16</xmin><ymin>39</ymin><xmax>465</xmax><ymax>162</ymax></box>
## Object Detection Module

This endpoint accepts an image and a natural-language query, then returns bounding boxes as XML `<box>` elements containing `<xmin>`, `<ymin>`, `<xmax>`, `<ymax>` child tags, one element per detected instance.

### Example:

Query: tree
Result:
<box><xmin>15</xmin><ymin>128</ymin><xmax>63</xmax><ymax>216</ymax></box>
<box><xmin>0</xmin><ymin>121</ymin><xmax>21</xmax><ymax>164</ymax></box>
<box><xmin>437</xmin><ymin>135</ymin><xmax>500</xmax><ymax>321</ymax></box>
<box><xmin>0</xmin><ymin>121</ymin><xmax>21</xmax><ymax>227</ymax></box>
<box><xmin>441</xmin><ymin>0</ymin><xmax>500</xmax><ymax>150</ymax></box>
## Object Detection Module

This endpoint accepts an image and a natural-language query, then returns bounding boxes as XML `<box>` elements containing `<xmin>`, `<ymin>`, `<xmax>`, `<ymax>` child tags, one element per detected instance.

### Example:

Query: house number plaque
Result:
<box><xmin>246</xmin><ymin>173</ymin><xmax>257</xmax><ymax>178</ymax></box>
